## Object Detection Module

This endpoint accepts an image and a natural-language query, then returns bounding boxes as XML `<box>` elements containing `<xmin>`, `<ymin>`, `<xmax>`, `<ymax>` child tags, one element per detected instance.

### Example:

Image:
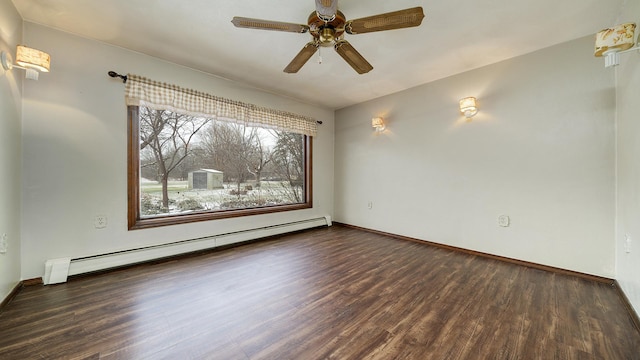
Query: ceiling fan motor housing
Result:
<box><xmin>308</xmin><ymin>10</ymin><xmax>346</xmax><ymax>46</ymax></box>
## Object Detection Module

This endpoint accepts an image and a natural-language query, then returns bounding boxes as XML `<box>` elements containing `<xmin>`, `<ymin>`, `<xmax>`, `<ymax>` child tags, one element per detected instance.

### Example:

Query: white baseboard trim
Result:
<box><xmin>58</xmin><ymin>216</ymin><xmax>330</xmax><ymax>280</ymax></box>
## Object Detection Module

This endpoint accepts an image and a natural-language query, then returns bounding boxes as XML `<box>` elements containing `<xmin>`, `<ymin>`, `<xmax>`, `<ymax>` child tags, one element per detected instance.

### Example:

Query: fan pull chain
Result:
<box><xmin>318</xmin><ymin>46</ymin><xmax>323</xmax><ymax>65</ymax></box>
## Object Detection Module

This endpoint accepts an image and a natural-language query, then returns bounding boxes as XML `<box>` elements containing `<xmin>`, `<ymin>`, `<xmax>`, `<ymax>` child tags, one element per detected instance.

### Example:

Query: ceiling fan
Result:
<box><xmin>231</xmin><ymin>0</ymin><xmax>425</xmax><ymax>74</ymax></box>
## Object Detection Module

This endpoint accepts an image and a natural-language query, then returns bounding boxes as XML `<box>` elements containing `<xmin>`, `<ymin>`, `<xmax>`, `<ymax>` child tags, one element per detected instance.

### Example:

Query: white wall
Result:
<box><xmin>0</xmin><ymin>0</ymin><xmax>23</xmax><ymax>300</ymax></box>
<box><xmin>615</xmin><ymin>5</ymin><xmax>640</xmax><ymax>315</ymax></box>
<box><xmin>6</xmin><ymin>5</ymin><xmax>638</xmax><ymax>318</ymax></box>
<box><xmin>20</xmin><ymin>23</ymin><xmax>334</xmax><ymax>280</ymax></box>
<box><xmin>335</xmin><ymin>36</ymin><xmax>616</xmax><ymax>277</ymax></box>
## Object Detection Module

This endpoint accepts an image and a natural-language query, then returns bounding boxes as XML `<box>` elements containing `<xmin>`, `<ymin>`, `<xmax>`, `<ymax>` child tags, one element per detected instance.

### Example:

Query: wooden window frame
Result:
<box><xmin>127</xmin><ymin>106</ymin><xmax>313</xmax><ymax>230</ymax></box>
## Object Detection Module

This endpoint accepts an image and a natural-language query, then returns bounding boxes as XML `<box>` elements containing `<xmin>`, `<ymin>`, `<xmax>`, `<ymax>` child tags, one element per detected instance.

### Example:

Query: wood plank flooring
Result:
<box><xmin>1</xmin><ymin>225</ymin><xmax>639</xmax><ymax>359</ymax></box>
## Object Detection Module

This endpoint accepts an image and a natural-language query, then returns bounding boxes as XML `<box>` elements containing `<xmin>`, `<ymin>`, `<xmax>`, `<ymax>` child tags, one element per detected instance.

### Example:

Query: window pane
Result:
<box><xmin>128</xmin><ymin>106</ymin><xmax>312</xmax><ymax>229</ymax></box>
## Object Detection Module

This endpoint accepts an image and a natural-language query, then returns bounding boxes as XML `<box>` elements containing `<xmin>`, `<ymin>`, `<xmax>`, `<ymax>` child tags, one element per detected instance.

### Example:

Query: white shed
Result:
<box><xmin>188</xmin><ymin>169</ymin><xmax>224</xmax><ymax>190</ymax></box>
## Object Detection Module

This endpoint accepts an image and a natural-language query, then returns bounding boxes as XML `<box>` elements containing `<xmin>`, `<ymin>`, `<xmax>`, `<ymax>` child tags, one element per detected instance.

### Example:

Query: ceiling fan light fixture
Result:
<box><xmin>319</xmin><ymin>27</ymin><xmax>336</xmax><ymax>45</ymax></box>
<box><xmin>315</xmin><ymin>0</ymin><xmax>338</xmax><ymax>22</ymax></box>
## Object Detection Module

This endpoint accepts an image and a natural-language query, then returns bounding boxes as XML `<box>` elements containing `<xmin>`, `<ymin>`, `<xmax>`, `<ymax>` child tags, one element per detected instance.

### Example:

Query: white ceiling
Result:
<box><xmin>12</xmin><ymin>0</ymin><xmax>626</xmax><ymax>109</ymax></box>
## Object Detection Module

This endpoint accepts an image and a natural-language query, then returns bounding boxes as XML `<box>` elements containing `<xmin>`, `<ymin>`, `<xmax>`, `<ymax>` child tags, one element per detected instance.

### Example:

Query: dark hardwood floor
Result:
<box><xmin>1</xmin><ymin>225</ymin><xmax>639</xmax><ymax>359</ymax></box>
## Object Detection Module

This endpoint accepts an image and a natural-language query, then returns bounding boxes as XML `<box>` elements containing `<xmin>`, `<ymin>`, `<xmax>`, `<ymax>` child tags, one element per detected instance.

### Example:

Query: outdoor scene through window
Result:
<box><xmin>135</xmin><ymin>106</ymin><xmax>309</xmax><ymax>220</ymax></box>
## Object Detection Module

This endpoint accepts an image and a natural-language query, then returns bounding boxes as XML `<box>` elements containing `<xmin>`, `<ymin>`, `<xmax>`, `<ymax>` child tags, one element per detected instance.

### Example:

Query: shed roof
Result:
<box><xmin>194</xmin><ymin>168</ymin><xmax>223</xmax><ymax>174</ymax></box>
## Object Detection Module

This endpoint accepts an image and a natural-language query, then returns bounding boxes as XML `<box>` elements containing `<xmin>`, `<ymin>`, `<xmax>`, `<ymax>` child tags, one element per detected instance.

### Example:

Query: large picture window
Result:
<box><xmin>128</xmin><ymin>105</ymin><xmax>312</xmax><ymax>229</ymax></box>
<box><xmin>123</xmin><ymin>74</ymin><xmax>316</xmax><ymax>229</ymax></box>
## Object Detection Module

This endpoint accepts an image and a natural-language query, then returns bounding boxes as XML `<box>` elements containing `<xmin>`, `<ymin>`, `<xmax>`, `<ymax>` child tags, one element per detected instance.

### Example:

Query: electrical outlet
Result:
<box><xmin>0</xmin><ymin>233</ymin><xmax>7</xmax><ymax>254</ymax></box>
<box><xmin>498</xmin><ymin>215</ymin><xmax>510</xmax><ymax>227</ymax></box>
<box><xmin>94</xmin><ymin>215</ymin><xmax>107</xmax><ymax>229</ymax></box>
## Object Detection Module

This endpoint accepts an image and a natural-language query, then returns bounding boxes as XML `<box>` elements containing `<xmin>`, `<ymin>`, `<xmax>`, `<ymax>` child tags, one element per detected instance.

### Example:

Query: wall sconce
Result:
<box><xmin>372</xmin><ymin>117</ymin><xmax>386</xmax><ymax>132</ymax></box>
<box><xmin>595</xmin><ymin>23</ymin><xmax>638</xmax><ymax>68</ymax></box>
<box><xmin>459</xmin><ymin>97</ymin><xmax>478</xmax><ymax>120</ymax></box>
<box><xmin>1</xmin><ymin>45</ymin><xmax>51</xmax><ymax>80</ymax></box>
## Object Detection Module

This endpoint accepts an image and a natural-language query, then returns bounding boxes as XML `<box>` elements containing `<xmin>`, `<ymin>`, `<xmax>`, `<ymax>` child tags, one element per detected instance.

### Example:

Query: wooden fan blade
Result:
<box><xmin>345</xmin><ymin>7</ymin><xmax>425</xmax><ymax>34</ymax></box>
<box><xmin>334</xmin><ymin>40</ymin><xmax>373</xmax><ymax>74</ymax></box>
<box><xmin>232</xmin><ymin>17</ymin><xmax>309</xmax><ymax>33</ymax></box>
<box><xmin>284</xmin><ymin>42</ymin><xmax>319</xmax><ymax>73</ymax></box>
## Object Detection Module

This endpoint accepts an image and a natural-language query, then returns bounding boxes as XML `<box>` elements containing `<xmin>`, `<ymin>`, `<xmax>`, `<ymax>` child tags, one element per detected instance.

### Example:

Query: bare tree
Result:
<box><xmin>201</xmin><ymin>121</ymin><xmax>260</xmax><ymax>195</ymax></box>
<box><xmin>139</xmin><ymin>107</ymin><xmax>208</xmax><ymax>211</ymax></box>
<box><xmin>271</xmin><ymin>131</ymin><xmax>305</xmax><ymax>202</ymax></box>
<box><xmin>246</xmin><ymin>133</ymin><xmax>272</xmax><ymax>186</ymax></box>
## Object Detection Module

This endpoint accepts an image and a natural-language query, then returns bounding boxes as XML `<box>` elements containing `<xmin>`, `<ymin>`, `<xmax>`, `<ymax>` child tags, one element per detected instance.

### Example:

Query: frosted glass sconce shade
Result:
<box><xmin>459</xmin><ymin>97</ymin><xmax>478</xmax><ymax>119</ymax></box>
<box><xmin>594</xmin><ymin>23</ymin><xmax>638</xmax><ymax>68</ymax></box>
<box><xmin>15</xmin><ymin>45</ymin><xmax>50</xmax><ymax>72</ymax></box>
<box><xmin>372</xmin><ymin>117</ymin><xmax>385</xmax><ymax>132</ymax></box>
<box><xmin>1</xmin><ymin>45</ymin><xmax>51</xmax><ymax>80</ymax></box>
<box><xmin>595</xmin><ymin>23</ymin><xmax>636</xmax><ymax>57</ymax></box>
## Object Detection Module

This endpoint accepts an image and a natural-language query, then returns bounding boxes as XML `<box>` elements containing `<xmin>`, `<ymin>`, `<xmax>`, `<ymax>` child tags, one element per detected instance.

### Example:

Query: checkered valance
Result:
<box><xmin>124</xmin><ymin>74</ymin><xmax>317</xmax><ymax>136</ymax></box>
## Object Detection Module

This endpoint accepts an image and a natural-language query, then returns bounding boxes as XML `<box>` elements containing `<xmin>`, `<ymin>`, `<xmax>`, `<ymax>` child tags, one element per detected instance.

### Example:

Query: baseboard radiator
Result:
<box><xmin>44</xmin><ymin>216</ymin><xmax>331</xmax><ymax>285</ymax></box>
